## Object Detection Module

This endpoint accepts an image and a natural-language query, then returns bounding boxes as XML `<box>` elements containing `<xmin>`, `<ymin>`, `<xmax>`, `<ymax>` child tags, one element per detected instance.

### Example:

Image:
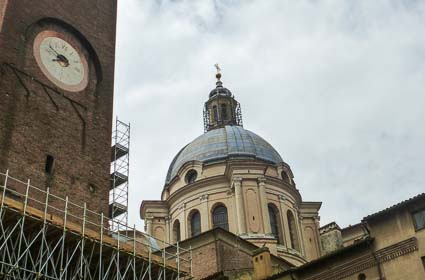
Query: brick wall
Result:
<box><xmin>181</xmin><ymin>242</ymin><xmax>218</xmax><ymax>279</ymax></box>
<box><xmin>217</xmin><ymin>240</ymin><xmax>253</xmax><ymax>272</ymax></box>
<box><xmin>0</xmin><ymin>0</ymin><xmax>117</xmax><ymax>220</ymax></box>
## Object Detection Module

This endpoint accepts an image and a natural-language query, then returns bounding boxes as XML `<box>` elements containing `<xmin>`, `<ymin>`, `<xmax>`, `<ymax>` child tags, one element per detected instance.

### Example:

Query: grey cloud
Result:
<box><xmin>115</xmin><ymin>0</ymin><xmax>425</xmax><ymax>229</ymax></box>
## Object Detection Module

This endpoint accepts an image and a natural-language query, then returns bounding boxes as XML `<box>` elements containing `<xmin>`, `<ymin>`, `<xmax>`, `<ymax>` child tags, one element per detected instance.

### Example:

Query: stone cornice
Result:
<box><xmin>166</xmin><ymin>175</ymin><xmax>228</xmax><ymax>206</ymax></box>
<box><xmin>264</xmin><ymin>176</ymin><xmax>302</xmax><ymax>205</ymax></box>
<box><xmin>140</xmin><ymin>200</ymin><xmax>168</xmax><ymax>219</ymax></box>
<box><xmin>276</xmin><ymin>246</ymin><xmax>308</xmax><ymax>264</ymax></box>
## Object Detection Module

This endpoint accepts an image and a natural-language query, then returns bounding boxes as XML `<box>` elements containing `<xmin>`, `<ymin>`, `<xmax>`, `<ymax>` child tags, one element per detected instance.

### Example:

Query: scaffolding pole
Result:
<box><xmin>110</xmin><ymin>118</ymin><xmax>130</xmax><ymax>232</ymax></box>
<box><xmin>0</xmin><ymin>170</ymin><xmax>192</xmax><ymax>280</ymax></box>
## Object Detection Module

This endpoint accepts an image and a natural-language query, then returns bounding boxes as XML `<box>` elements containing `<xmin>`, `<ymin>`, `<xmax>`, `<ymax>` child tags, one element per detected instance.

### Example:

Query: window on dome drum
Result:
<box><xmin>220</xmin><ymin>104</ymin><xmax>228</xmax><ymax>120</ymax></box>
<box><xmin>412</xmin><ymin>209</ymin><xmax>425</xmax><ymax>231</ymax></box>
<box><xmin>172</xmin><ymin>220</ymin><xmax>181</xmax><ymax>243</ymax></box>
<box><xmin>189</xmin><ymin>210</ymin><xmax>201</xmax><ymax>237</ymax></box>
<box><xmin>422</xmin><ymin>256</ymin><xmax>425</xmax><ymax>270</ymax></box>
<box><xmin>287</xmin><ymin>210</ymin><xmax>300</xmax><ymax>251</ymax></box>
<box><xmin>185</xmin><ymin>170</ymin><xmax>198</xmax><ymax>184</ymax></box>
<box><xmin>281</xmin><ymin>170</ymin><xmax>289</xmax><ymax>183</ymax></box>
<box><xmin>268</xmin><ymin>204</ymin><xmax>283</xmax><ymax>244</ymax></box>
<box><xmin>212</xmin><ymin>105</ymin><xmax>218</xmax><ymax>122</ymax></box>
<box><xmin>213</xmin><ymin>205</ymin><xmax>229</xmax><ymax>231</ymax></box>
<box><xmin>358</xmin><ymin>273</ymin><xmax>366</xmax><ymax>280</ymax></box>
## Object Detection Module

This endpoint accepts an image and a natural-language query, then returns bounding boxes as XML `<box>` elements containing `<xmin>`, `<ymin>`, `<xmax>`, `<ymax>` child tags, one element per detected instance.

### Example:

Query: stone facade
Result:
<box><xmin>141</xmin><ymin>158</ymin><xmax>323</xmax><ymax>266</ymax></box>
<box><xmin>0</xmin><ymin>0</ymin><xmax>116</xmax><ymax>217</ymax></box>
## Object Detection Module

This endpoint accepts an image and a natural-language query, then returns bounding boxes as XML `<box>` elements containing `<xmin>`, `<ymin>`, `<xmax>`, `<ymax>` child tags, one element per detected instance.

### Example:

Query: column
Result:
<box><xmin>233</xmin><ymin>177</ymin><xmax>246</xmax><ymax>234</ymax></box>
<box><xmin>295</xmin><ymin>208</ymin><xmax>306</xmax><ymax>256</ymax></box>
<box><xmin>145</xmin><ymin>217</ymin><xmax>153</xmax><ymax>236</ymax></box>
<box><xmin>200</xmin><ymin>194</ymin><xmax>209</xmax><ymax>232</ymax></box>
<box><xmin>165</xmin><ymin>216</ymin><xmax>170</xmax><ymax>243</ymax></box>
<box><xmin>278</xmin><ymin>194</ymin><xmax>288</xmax><ymax>246</ymax></box>
<box><xmin>258</xmin><ymin>177</ymin><xmax>271</xmax><ymax>234</ymax></box>
<box><xmin>179</xmin><ymin>203</ymin><xmax>187</xmax><ymax>239</ymax></box>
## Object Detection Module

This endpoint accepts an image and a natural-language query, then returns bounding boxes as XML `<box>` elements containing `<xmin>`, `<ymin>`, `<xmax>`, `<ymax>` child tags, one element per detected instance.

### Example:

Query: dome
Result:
<box><xmin>209</xmin><ymin>86</ymin><xmax>232</xmax><ymax>98</ymax></box>
<box><xmin>165</xmin><ymin>125</ymin><xmax>284</xmax><ymax>184</ymax></box>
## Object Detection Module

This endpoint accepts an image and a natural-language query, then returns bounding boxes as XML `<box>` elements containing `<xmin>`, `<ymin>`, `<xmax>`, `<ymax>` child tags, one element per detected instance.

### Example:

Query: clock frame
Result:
<box><xmin>33</xmin><ymin>30</ymin><xmax>89</xmax><ymax>92</ymax></box>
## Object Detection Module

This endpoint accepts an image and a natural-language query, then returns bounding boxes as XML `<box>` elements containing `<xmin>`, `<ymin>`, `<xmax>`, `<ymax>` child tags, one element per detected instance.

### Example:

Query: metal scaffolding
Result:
<box><xmin>203</xmin><ymin>95</ymin><xmax>243</xmax><ymax>133</ymax></box>
<box><xmin>0</xmin><ymin>170</ymin><xmax>192</xmax><ymax>280</ymax></box>
<box><xmin>110</xmin><ymin>119</ymin><xmax>130</xmax><ymax>231</ymax></box>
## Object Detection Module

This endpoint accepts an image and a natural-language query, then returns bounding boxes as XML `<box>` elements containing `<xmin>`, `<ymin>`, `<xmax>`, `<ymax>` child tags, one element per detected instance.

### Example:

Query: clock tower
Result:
<box><xmin>0</xmin><ymin>1</ymin><xmax>117</xmax><ymax>216</ymax></box>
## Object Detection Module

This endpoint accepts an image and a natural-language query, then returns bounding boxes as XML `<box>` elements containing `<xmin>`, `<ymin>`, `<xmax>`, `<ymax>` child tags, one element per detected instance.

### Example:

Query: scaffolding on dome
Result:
<box><xmin>0</xmin><ymin>170</ymin><xmax>192</xmax><ymax>280</ymax></box>
<box><xmin>110</xmin><ymin>118</ymin><xmax>130</xmax><ymax>232</ymax></box>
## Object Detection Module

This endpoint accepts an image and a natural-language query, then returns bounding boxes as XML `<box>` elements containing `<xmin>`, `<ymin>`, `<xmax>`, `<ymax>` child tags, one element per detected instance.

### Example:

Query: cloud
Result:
<box><xmin>115</xmin><ymin>0</ymin><xmax>425</xmax><ymax>229</ymax></box>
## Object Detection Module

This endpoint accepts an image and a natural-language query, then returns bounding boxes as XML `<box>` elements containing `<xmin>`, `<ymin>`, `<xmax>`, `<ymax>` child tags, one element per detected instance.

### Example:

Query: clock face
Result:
<box><xmin>33</xmin><ymin>30</ymin><xmax>89</xmax><ymax>92</ymax></box>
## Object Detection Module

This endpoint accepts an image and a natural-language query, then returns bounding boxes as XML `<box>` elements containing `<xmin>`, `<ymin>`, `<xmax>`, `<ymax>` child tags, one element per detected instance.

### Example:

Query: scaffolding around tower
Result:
<box><xmin>110</xmin><ymin>118</ymin><xmax>130</xmax><ymax>231</ymax></box>
<box><xmin>0</xmin><ymin>170</ymin><xmax>192</xmax><ymax>279</ymax></box>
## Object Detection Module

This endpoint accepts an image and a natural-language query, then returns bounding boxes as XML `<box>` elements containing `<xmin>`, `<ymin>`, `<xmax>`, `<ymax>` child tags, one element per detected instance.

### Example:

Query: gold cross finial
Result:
<box><xmin>214</xmin><ymin>63</ymin><xmax>222</xmax><ymax>82</ymax></box>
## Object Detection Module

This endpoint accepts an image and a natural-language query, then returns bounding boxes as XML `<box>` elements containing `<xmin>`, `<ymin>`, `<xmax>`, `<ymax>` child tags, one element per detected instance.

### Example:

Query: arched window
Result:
<box><xmin>212</xmin><ymin>204</ymin><xmax>229</xmax><ymax>231</ymax></box>
<box><xmin>220</xmin><ymin>104</ymin><xmax>228</xmax><ymax>120</ymax></box>
<box><xmin>189</xmin><ymin>210</ymin><xmax>201</xmax><ymax>237</ymax></box>
<box><xmin>287</xmin><ymin>210</ymin><xmax>300</xmax><ymax>251</ymax></box>
<box><xmin>212</xmin><ymin>105</ymin><xmax>218</xmax><ymax>122</ymax></box>
<box><xmin>185</xmin><ymin>169</ymin><xmax>197</xmax><ymax>184</ymax></box>
<box><xmin>268</xmin><ymin>204</ymin><xmax>283</xmax><ymax>244</ymax></box>
<box><xmin>172</xmin><ymin>220</ymin><xmax>181</xmax><ymax>243</ymax></box>
<box><xmin>281</xmin><ymin>170</ymin><xmax>289</xmax><ymax>182</ymax></box>
<box><xmin>358</xmin><ymin>273</ymin><xmax>366</xmax><ymax>280</ymax></box>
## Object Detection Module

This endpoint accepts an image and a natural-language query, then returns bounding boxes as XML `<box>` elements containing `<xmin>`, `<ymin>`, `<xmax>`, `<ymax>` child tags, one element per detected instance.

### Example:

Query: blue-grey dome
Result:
<box><xmin>209</xmin><ymin>86</ymin><xmax>232</xmax><ymax>98</ymax></box>
<box><xmin>165</xmin><ymin>126</ymin><xmax>284</xmax><ymax>184</ymax></box>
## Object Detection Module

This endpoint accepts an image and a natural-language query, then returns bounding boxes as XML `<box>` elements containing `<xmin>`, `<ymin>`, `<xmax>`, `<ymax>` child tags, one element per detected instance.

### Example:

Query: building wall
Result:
<box><xmin>0</xmin><ymin>0</ymin><xmax>116</xmax><ymax>218</ymax></box>
<box><xmin>189</xmin><ymin>241</ymin><xmax>219</xmax><ymax>279</ymax></box>
<box><xmin>289</xmin><ymin>198</ymin><xmax>425</xmax><ymax>280</ymax></box>
<box><xmin>367</xmin><ymin>207</ymin><xmax>425</xmax><ymax>280</ymax></box>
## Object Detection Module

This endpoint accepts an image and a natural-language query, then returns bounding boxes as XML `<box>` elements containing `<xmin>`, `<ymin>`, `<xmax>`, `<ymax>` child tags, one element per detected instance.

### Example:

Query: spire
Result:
<box><xmin>203</xmin><ymin>65</ymin><xmax>243</xmax><ymax>132</ymax></box>
<box><xmin>214</xmin><ymin>63</ymin><xmax>223</xmax><ymax>88</ymax></box>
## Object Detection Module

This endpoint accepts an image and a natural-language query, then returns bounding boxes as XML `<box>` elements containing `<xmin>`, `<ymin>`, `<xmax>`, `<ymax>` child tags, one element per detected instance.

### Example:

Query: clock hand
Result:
<box><xmin>52</xmin><ymin>54</ymin><xmax>70</xmax><ymax>67</ymax></box>
<box><xmin>49</xmin><ymin>44</ymin><xmax>60</xmax><ymax>56</ymax></box>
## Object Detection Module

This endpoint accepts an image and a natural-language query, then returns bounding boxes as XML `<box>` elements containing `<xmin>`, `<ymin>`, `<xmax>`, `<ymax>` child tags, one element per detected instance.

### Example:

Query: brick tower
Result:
<box><xmin>0</xmin><ymin>1</ymin><xmax>117</xmax><ymax>216</ymax></box>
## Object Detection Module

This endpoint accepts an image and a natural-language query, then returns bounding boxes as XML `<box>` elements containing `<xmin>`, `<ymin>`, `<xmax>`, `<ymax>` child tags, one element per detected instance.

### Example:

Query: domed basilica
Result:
<box><xmin>140</xmin><ymin>71</ymin><xmax>322</xmax><ymax>265</ymax></box>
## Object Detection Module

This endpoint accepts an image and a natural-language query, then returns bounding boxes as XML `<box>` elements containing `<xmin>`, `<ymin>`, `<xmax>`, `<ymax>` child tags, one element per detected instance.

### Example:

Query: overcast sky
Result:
<box><xmin>114</xmin><ymin>0</ymin><xmax>425</xmax><ymax>230</ymax></box>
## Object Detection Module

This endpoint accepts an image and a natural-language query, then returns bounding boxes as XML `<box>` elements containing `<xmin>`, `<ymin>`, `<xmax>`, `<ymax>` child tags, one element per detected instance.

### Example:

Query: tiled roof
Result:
<box><xmin>362</xmin><ymin>193</ymin><xmax>425</xmax><ymax>221</ymax></box>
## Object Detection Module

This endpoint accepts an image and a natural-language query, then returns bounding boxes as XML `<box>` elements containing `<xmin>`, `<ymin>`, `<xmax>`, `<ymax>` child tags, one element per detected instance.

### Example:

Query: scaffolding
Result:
<box><xmin>203</xmin><ymin>95</ymin><xmax>243</xmax><ymax>133</ymax></box>
<box><xmin>0</xmin><ymin>170</ymin><xmax>192</xmax><ymax>280</ymax></box>
<box><xmin>110</xmin><ymin>119</ymin><xmax>130</xmax><ymax>231</ymax></box>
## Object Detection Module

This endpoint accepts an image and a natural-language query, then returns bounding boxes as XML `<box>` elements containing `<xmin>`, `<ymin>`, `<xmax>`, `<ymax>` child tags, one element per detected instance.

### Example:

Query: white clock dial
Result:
<box><xmin>34</xmin><ymin>31</ymin><xmax>89</xmax><ymax>92</ymax></box>
<box><xmin>39</xmin><ymin>37</ymin><xmax>84</xmax><ymax>86</ymax></box>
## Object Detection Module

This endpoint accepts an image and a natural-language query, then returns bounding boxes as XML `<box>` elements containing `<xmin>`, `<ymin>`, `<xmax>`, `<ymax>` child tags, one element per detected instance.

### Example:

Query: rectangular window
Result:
<box><xmin>45</xmin><ymin>155</ymin><xmax>55</xmax><ymax>174</ymax></box>
<box><xmin>412</xmin><ymin>209</ymin><xmax>425</xmax><ymax>231</ymax></box>
<box><xmin>422</xmin><ymin>256</ymin><xmax>425</xmax><ymax>270</ymax></box>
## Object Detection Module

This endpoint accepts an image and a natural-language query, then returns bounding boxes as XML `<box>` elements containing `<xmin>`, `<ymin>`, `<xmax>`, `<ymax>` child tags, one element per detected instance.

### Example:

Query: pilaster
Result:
<box><xmin>200</xmin><ymin>194</ymin><xmax>209</xmax><ymax>232</ymax></box>
<box><xmin>233</xmin><ymin>177</ymin><xmax>246</xmax><ymax>234</ymax></box>
<box><xmin>258</xmin><ymin>177</ymin><xmax>271</xmax><ymax>234</ymax></box>
<box><xmin>145</xmin><ymin>216</ymin><xmax>153</xmax><ymax>236</ymax></box>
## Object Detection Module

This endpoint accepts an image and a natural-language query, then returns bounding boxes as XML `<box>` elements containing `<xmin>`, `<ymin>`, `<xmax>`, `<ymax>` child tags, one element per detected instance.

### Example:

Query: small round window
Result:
<box><xmin>185</xmin><ymin>169</ymin><xmax>198</xmax><ymax>184</ymax></box>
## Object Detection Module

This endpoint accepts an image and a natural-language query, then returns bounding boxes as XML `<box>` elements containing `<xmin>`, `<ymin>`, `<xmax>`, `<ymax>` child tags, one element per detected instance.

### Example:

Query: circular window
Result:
<box><xmin>185</xmin><ymin>169</ymin><xmax>198</xmax><ymax>184</ymax></box>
